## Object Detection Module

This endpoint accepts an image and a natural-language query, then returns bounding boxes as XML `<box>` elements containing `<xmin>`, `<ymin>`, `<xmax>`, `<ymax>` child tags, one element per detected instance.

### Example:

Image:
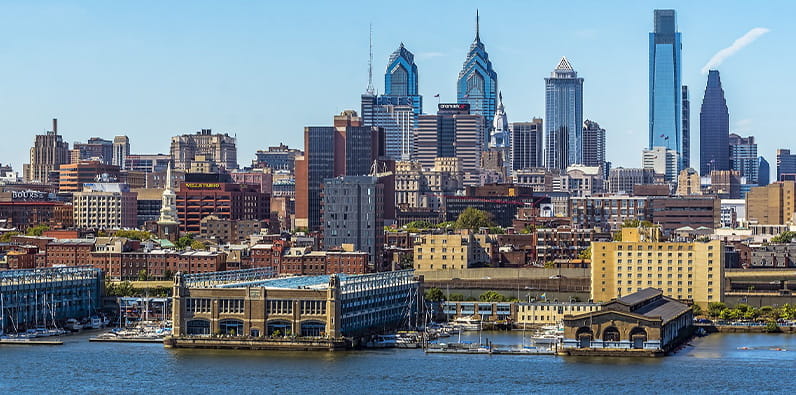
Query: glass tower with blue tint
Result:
<box><xmin>384</xmin><ymin>42</ymin><xmax>422</xmax><ymax>119</ymax></box>
<box><xmin>457</xmin><ymin>11</ymin><xmax>498</xmax><ymax>144</ymax></box>
<box><xmin>699</xmin><ymin>70</ymin><xmax>730</xmax><ymax>175</ymax></box>
<box><xmin>544</xmin><ymin>57</ymin><xmax>583</xmax><ymax>170</ymax></box>
<box><xmin>649</xmin><ymin>9</ymin><xmax>682</xmax><ymax>167</ymax></box>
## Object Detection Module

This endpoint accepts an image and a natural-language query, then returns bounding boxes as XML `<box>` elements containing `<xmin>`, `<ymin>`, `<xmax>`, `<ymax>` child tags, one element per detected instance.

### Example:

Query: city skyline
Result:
<box><xmin>0</xmin><ymin>1</ymin><xmax>785</xmax><ymax>176</ymax></box>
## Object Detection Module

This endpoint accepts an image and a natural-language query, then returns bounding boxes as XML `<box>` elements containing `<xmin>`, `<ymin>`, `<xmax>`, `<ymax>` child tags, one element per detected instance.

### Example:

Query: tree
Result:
<box><xmin>707</xmin><ymin>302</ymin><xmax>727</xmax><ymax>318</ymax></box>
<box><xmin>424</xmin><ymin>287</ymin><xmax>445</xmax><ymax>302</ymax></box>
<box><xmin>488</xmin><ymin>226</ymin><xmax>505</xmax><ymax>234</ymax></box>
<box><xmin>612</xmin><ymin>231</ymin><xmax>622</xmax><ymax>241</ymax></box>
<box><xmin>26</xmin><ymin>224</ymin><xmax>49</xmax><ymax>236</ymax></box>
<box><xmin>113</xmin><ymin>229</ymin><xmax>153</xmax><ymax>241</ymax></box>
<box><xmin>0</xmin><ymin>231</ymin><xmax>20</xmax><ymax>242</ymax></box>
<box><xmin>190</xmin><ymin>240</ymin><xmax>207</xmax><ymax>250</ymax></box>
<box><xmin>454</xmin><ymin>207</ymin><xmax>494</xmax><ymax>231</ymax></box>
<box><xmin>577</xmin><ymin>246</ymin><xmax>592</xmax><ymax>261</ymax></box>
<box><xmin>479</xmin><ymin>290</ymin><xmax>509</xmax><ymax>302</ymax></box>
<box><xmin>621</xmin><ymin>219</ymin><xmax>653</xmax><ymax>228</ymax></box>
<box><xmin>175</xmin><ymin>234</ymin><xmax>195</xmax><ymax>249</ymax></box>
<box><xmin>137</xmin><ymin>269</ymin><xmax>148</xmax><ymax>281</ymax></box>
<box><xmin>448</xmin><ymin>293</ymin><xmax>467</xmax><ymax>301</ymax></box>
<box><xmin>771</xmin><ymin>231</ymin><xmax>796</xmax><ymax>243</ymax></box>
<box><xmin>691</xmin><ymin>304</ymin><xmax>703</xmax><ymax>316</ymax></box>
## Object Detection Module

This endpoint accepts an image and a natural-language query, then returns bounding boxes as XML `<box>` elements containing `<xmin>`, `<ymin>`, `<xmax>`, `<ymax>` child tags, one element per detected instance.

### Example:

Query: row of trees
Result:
<box><xmin>706</xmin><ymin>302</ymin><xmax>796</xmax><ymax>321</ymax></box>
<box><xmin>105</xmin><ymin>280</ymin><xmax>170</xmax><ymax>297</ymax></box>
<box><xmin>388</xmin><ymin>208</ymin><xmax>504</xmax><ymax>234</ymax></box>
<box><xmin>424</xmin><ymin>288</ymin><xmax>518</xmax><ymax>303</ymax></box>
<box><xmin>0</xmin><ymin>224</ymin><xmax>51</xmax><ymax>242</ymax></box>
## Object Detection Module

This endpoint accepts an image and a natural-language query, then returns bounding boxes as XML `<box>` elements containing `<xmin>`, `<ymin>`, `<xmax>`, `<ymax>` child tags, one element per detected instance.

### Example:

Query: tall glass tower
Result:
<box><xmin>384</xmin><ymin>43</ymin><xmax>422</xmax><ymax>117</ymax></box>
<box><xmin>649</xmin><ymin>9</ymin><xmax>682</xmax><ymax>166</ymax></box>
<box><xmin>457</xmin><ymin>11</ymin><xmax>498</xmax><ymax>143</ymax></box>
<box><xmin>544</xmin><ymin>57</ymin><xmax>583</xmax><ymax>170</ymax></box>
<box><xmin>699</xmin><ymin>70</ymin><xmax>730</xmax><ymax>175</ymax></box>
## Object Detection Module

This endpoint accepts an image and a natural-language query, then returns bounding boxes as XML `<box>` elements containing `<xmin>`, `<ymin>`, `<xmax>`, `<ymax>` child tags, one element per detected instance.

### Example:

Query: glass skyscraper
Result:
<box><xmin>384</xmin><ymin>43</ymin><xmax>422</xmax><ymax>120</ymax></box>
<box><xmin>544</xmin><ymin>57</ymin><xmax>583</xmax><ymax>170</ymax></box>
<box><xmin>699</xmin><ymin>70</ymin><xmax>730</xmax><ymax>175</ymax></box>
<box><xmin>649</xmin><ymin>9</ymin><xmax>682</xmax><ymax>166</ymax></box>
<box><xmin>457</xmin><ymin>12</ymin><xmax>498</xmax><ymax>142</ymax></box>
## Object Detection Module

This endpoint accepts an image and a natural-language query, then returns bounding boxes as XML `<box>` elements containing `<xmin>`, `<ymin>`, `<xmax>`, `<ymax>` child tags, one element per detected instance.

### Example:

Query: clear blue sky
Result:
<box><xmin>0</xmin><ymin>0</ymin><xmax>790</xmax><ymax>177</ymax></box>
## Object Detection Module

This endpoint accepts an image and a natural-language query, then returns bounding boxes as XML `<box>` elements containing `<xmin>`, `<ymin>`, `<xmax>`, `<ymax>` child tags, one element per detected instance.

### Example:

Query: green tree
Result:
<box><xmin>707</xmin><ymin>302</ymin><xmax>727</xmax><ymax>318</ymax></box>
<box><xmin>544</xmin><ymin>260</ymin><xmax>555</xmax><ymax>269</ymax></box>
<box><xmin>448</xmin><ymin>293</ymin><xmax>466</xmax><ymax>301</ymax></box>
<box><xmin>771</xmin><ymin>231</ymin><xmax>796</xmax><ymax>243</ymax></box>
<box><xmin>621</xmin><ymin>219</ymin><xmax>654</xmax><ymax>228</ymax></box>
<box><xmin>26</xmin><ymin>224</ymin><xmax>49</xmax><ymax>236</ymax></box>
<box><xmin>424</xmin><ymin>287</ymin><xmax>445</xmax><ymax>302</ymax></box>
<box><xmin>612</xmin><ymin>231</ymin><xmax>622</xmax><ymax>241</ymax></box>
<box><xmin>577</xmin><ymin>246</ymin><xmax>592</xmax><ymax>260</ymax></box>
<box><xmin>488</xmin><ymin>226</ymin><xmax>505</xmax><ymax>234</ymax></box>
<box><xmin>113</xmin><ymin>229</ymin><xmax>153</xmax><ymax>241</ymax></box>
<box><xmin>436</xmin><ymin>221</ymin><xmax>455</xmax><ymax>230</ymax></box>
<box><xmin>479</xmin><ymin>290</ymin><xmax>509</xmax><ymax>302</ymax></box>
<box><xmin>137</xmin><ymin>269</ymin><xmax>148</xmax><ymax>281</ymax></box>
<box><xmin>0</xmin><ymin>231</ymin><xmax>20</xmax><ymax>242</ymax></box>
<box><xmin>175</xmin><ymin>234</ymin><xmax>195</xmax><ymax>249</ymax></box>
<box><xmin>764</xmin><ymin>319</ymin><xmax>780</xmax><ymax>333</ymax></box>
<box><xmin>190</xmin><ymin>240</ymin><xmax>207</xmax><ymax>250</ymax></box>
<box><xmin>691</xmin><ymin>304</ymin><xmax>703</xmax><ymax>316</ymax></box>
<box><xmin>163</xmin><ymin>270</ymin><xmax>174</xmax><ymax>281</ymax></box>
<box><xmin>454</xmin><ymin>207</ymin><xmax>494</xmax><ymax>231</ymax></box>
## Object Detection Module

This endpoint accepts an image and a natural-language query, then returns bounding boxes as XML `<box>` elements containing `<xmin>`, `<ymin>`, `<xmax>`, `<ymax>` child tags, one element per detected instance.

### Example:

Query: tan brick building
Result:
<box><xmin>413</xmin><ymin>232</ymin><xmax>495</xmax><ymax>271</ymax></box>
<box><xmin>746</xmin><ymin>181</ymin><xmax>796</xmax><ymax>225</ymax></box>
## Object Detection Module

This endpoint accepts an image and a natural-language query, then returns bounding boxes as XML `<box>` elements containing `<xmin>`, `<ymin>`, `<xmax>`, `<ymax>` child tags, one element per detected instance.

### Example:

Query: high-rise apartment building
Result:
<box><xmin>544</xmin><ymin>57</ymin><xmax>583</xmax><ymax>170</ymax></box>
<box><xmin>24</xmin><ymin>118</ymin><xmax>70</xmax><ymax>184</ymax></box>
<box><xmin>776</xmin><ymin>149</ymin><xmax>796</xmax><ymax>181</ymax></box>
<box><xmin>700</xmin><ymin>70</ymin><xmax>730</xmax><ymax>175</ymax></box>
<box><xmin>728</xmin><ymin>133</ymin><xmax>758</xmax><ymax>184</ymax></box>
<box><xmin>170</xmin><ymin>129</ymin><xmax>237</xmax><ymax>171</ymax></box>
<box><xmin>457</xmin><ymin>12</ymin><xmax>498</xmax><ymax>138</ymax></box>
<box><xmin>414</xmin><ymin>103</ymin><xmax>484</xmax><ymax>185</ymax></box>
<box><xmin>582</xmin><ymin>120</ymin><xmax>606</xmax><ymax>168</ymax></box>
<box><xmin>511</xmin><ymin>118</ymin><xmax>543</xmax><ymax>171</ymax></box>
<box><xmin>73</xmin><ymin>182</ymin><xmax>138</xmax><ymax>229</ymax></box>
<box><xmin>649</xmin><ymin>9</ymin><xmax>683</xmax><ymax>168</ymax></box>
<box><xmin>295</xmin><ymin>111</ymin><xmax>388</xmax><ymax>231</ymax></box>
<box><xmin>112</xmin><ymin>136</ymin><xmax>130</xmax><ymax>169</ymax></box>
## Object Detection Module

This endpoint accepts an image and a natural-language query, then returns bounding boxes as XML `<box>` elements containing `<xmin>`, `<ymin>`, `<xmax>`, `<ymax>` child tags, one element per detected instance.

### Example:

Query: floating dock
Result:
<box><xmin>0</xmin><ymin>339</ymin><xmax>64</xmax><ymax>346</ymax></box>
<box><xmin>89</xmin><ymin>337</ymin><xmax>164</xmax><ymax>343</ymax></box>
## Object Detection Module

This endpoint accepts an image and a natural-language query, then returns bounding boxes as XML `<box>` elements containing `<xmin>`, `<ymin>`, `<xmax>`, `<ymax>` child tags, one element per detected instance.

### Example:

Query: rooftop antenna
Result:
<box><xmin>366</xmin><ymin>23</ymin><xmax>375</xmax><ymax>95</ymax></box>
<box><xmin>476</xmin><ymin>9</ymin><xmax>480</xmax><ymax>41</ymax></box>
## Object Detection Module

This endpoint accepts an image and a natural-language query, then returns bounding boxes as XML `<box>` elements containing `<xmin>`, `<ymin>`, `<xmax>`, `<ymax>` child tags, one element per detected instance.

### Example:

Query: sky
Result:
<box><xmin>0</xmin><ymin>0</ymin><xmax>790</xmax><ymax>177</ymax></box>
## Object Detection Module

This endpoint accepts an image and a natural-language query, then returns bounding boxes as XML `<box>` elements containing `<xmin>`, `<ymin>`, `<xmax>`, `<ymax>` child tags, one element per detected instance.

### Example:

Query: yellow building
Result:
<box><xmin>413</xmin><ymin>232</ymin><xmax>494</xmax><ymax>271</ymax></box>
<box><xmin>591</xmin><ymin>227</ymin><xmax>723</xmax><ymax>307</ymax></box>
<box><xmin>517</xmin><ymin>302</ymin><xmax>601</xmax><ymax>327</ymax></box>
<box><xmin>746</xmin><ymin>181</ymin><xmax>796</xmax><ymax>225</ymax></box>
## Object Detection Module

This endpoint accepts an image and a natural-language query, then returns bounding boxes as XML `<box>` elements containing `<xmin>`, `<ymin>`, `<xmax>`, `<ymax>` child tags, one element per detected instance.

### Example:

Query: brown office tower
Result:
<box><xmin>23</xmin><ymin>118</ymin><xmax>70</xmax><ymax>184</ymax></box>
<box><xmin>58</xmin><ymin>160</ymin><xmax>121</xmax><ymax>193</ymax></box>
<box><xmin>295</xmin><ymin>110</ymin><xmax>392</xmax><ymax>231</ymax></box>
<box><xmin>176</xmin><ymin>174</ymin><xmax>269</xmax><ymax>233</ymax></box>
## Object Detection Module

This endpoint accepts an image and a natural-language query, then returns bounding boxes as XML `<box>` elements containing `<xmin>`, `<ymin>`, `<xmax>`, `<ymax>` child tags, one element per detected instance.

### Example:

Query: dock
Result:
<box><xmin>425</xmin><ymin>343</ymin><xmax>555</xmax><ymax>355</ymax></box>
<box><xmin>164</xmin><ymin>336</ymin><xmax>350</xmax><ymax>351</ymax></box>
<box><xmin>89</xmin><ymin>337</ymin><xmax>164</xmax><ymax>343</ymax></box>
<box><xmin>0</xmin><ymin>339</ymin><xmax>64</xmax><ymax>345</ymax></box>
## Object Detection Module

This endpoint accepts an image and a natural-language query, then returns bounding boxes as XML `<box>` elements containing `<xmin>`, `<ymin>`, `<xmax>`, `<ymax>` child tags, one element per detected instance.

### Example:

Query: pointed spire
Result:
<box><xmin>165</xmin><ymin>161</ymin><xmax>173</xmax><ymax>191</ymax></box>
<box><xmin>475</xmin><ymin>9</ymin><xmax>480</xmax><ymax>42</ymax></box>
<box><xmin>366</xmin><ymin>23</ymin><xmax>375</xmax><ymax>95</ymax></box>
<box><xmin>556</xmin><ymin>56</ymin><xmax>573</xmax><ymax>71</ymax></box>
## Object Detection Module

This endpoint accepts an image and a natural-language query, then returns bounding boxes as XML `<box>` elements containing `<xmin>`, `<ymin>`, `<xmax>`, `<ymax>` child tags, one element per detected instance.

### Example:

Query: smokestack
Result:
<box><xmin>52</xmin><ymin>118</ymin><xmax>58</xmax><ymax>134</ymax></box>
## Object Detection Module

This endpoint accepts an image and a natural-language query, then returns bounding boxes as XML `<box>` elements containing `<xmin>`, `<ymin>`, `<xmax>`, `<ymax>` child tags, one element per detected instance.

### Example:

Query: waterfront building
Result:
<box><xmin>642</xmin><ymin>146</ymin><xmax>678</xmax><ymax>182</ymax></box>
<box><xmin>607</xmin><ymin>167</ymin><xmax>657</xmax><ymax>195</ymax></box>
<box><xmin>170</xmin><ymin>129</ymin><xmax>237</xmax><ymax>171</ymax></box>
<box><xmin>253</xmin><ymin>143</ymin><xmax>302</xmax><ymax>172</ymax></box>
<box><xmin>23</xmin><ymin>119</ymin><xmax>70</xmax><ymax>184</ymax></box>
<box><xmin>581</xmin><ymin>120</ymin><xmax>606</xmax><ymax>168</ymax></box>
<box><xmin>675</xmin><ymin>168</ymin><xmax>702</xmax><ymax>195</ymax></box>
<box><xmin>516</xmin><ymin>302</ymin><xmax>601</xmax><ymax>327</ymax></box>
<box><xmin>728</xmin><ymin>134</ymin><xmax>758</xmax><ymax>185</ymax></box>
<box><xmin>413</xmin><ymin>232</ymin><xmax>495</xmax><ymax>271</ymax></box>
<box><xmin>0</xmin><ymin>267</ymin><xmax>103</xmax><ymax>334</ymax></box>
<box><xmin>649</xmin><ymin>9</ymin><xmax>683</xmax><ymax>169</ymax></box>
<box><xmin>176</xmin><ymin>174</ymin><xmax>270</xmax><ymax>234</ymax></box>
<box><xmin>414</xmin><ymin>104</ymin><xmax>485</xmax><ymax>185</ymax></box>
<box><xmin>71</xmin><ymin>138</ymin><xmax>113</xmax><ymax>165</ymax></box>
<box><xmin>758</xmin><ymin>157</ymin><xmax>770</xmax><ymax>186</ymax></box>
<box><xmin>561</xmin><ymin>288</ymin><xmax>693</xmax><ymax>354</ymax></box>
<box><xmin>511</xmin><ymin>119</ymin><xmax>543</xmax><ymax>172</ymax></box>
<box><xmin>544</xmin><ymin>57</ymin><xmax>584</xmax><ymax>170</ymax></box>
<box><xmin>776</xmin><ymin>149</ymin><xmax>796</xmax><ymax>181</ymax></box>
<box><xmin>112</xmin><ymin>136</ymin><xmax>130</xmax><ymax>169</ymax></box>
<box><xmin>73</xmin><ymin>182</ymin><xmax>138</xmax><ymax>229</ymax></box>
<box><xmin>170</xmin><ymin>269</ymin><xmax>420</xmax><ymax>344</ymax></box>
<box><xmin>322</xmin><ymin>176</ymin><xmax>384</xmax><ymax>270</ymax></box>
<box><xmin>591</xmin><ymin>226</ymin><xmax>724</xmax><ymax>307</ymax></box>
<box><xmin>442</xmin><ymin>301</ymin><xmax>515</xmax><ymax>323</ymax></box>
<box><xmin>745</xmin><ymin>181</ymin><xmax>796</xmax><ymax>225</ymax></box>
<box><xmin>457</xmin><ymin>11</ymin><xmax>498</xmax><ymax>138</ymax></box>
<box><xmin>58</xmin><ymin>160</ymin><xmax>121</xmax><ymax>193</ymax></box>
<box><xmin>700</xmin><ymin>70</ymin><xmax>730</xmax><ymax>175</ymax></box>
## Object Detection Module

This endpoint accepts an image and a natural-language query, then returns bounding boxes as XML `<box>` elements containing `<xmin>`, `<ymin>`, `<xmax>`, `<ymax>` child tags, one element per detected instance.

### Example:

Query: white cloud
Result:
<box><xmin>701</xmin><ymin>28</ymin><xmax>770</xmax><ymax>74</ymax></box>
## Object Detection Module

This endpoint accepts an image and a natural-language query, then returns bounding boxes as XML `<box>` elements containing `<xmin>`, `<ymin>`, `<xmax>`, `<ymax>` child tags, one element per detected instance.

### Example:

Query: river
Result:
<box><xmin>1</xmin><ymin>331</ymin><xmax>794</xmax><ymax>393</ymax></box>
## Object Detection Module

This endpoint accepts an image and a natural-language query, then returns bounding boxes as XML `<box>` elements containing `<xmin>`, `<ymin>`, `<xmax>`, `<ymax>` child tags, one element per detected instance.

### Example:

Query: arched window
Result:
<box><xmin>300</xmin><ymin>321</ymin><xmax>326</xmax><ymax>337</ymax></box>
<box><xmin>603</xmin><ymin>326</ymin><xmax>620</xmax><ymax>342</ymax></box>
<box><xmin>186</xmin><ymin>319</ymin><xmax>210</xmax><ymax>336</ymax></box>
<box><xmin>630</xmin><ymin>327</ymin><xmax>648</xmax><ymax>349</ymax></box>
<box><xmin>266</xmin><ymin>320</ymin><xmax>291</xmax><ymax>336</ymax></box>
<box><xmin>219</xmin><ymin>319</ymin><xmax>244</xmax><ymax>336</ymax></box>
<box><xmin>575</xmin><ymin>326</ymin><xmax>593</xmax><ymax>348</ymax></box>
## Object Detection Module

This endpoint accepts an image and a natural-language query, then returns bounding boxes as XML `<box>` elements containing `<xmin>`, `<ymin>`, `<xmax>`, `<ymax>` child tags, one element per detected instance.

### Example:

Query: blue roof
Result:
<box><xmin>216</xmin><ymin>274</ymin><xmax>350</xmax><ymax>289</ymax></box>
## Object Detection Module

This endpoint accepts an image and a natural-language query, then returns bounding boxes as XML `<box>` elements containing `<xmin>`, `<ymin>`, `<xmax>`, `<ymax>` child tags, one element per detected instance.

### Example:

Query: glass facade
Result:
<box><xmin>457</xmin><ymin>14</ymin><xmax>497</xmax><ymax>143</ymax></box>
<box><xmin>699</xmin><ymin>70</ymin><xmax>730</xmax><ymax>175</ymax></box>
<box><xmin>649</xmin><ymin>9</ymin><xmax>682</xmax><ymax>166</ymax></box>
<box><xmin>544</xmin><ymin>57</ymin><xmax>583</xmax><ymax>170</ymax></box>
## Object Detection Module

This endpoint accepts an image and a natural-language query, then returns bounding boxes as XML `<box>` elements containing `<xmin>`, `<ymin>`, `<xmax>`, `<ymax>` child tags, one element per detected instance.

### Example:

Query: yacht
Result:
<box><xmin>451</xmin><ymin>317</ymin><xmax>481</xmax><ymax>331</ymax></box>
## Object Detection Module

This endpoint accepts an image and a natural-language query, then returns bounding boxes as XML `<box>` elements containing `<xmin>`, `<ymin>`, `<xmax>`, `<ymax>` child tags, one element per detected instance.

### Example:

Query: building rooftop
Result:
<box><xmin>614</xmin><ymin>288</ymin><xmax>662</xmax><ymax>307</ymax></box>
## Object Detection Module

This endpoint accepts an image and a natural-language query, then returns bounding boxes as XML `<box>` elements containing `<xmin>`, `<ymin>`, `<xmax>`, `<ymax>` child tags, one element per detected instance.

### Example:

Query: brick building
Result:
<box><xmin>176</xmin><ymin>176</ymin><xmax>270</xmax><ymax>233</ymax></box>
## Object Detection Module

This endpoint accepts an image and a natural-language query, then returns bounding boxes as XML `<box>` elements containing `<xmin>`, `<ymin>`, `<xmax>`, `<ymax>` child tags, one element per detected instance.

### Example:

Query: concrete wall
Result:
<box><xmin>417</xmin><ymin>267</ymin><xmax>590</xmax><ymax>281</ymax></box>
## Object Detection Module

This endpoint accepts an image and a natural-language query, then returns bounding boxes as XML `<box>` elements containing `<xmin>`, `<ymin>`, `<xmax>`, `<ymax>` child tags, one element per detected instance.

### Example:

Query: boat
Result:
<box><xmin>451</xmin><ymin>317</ymin><xmax>481</xmax><ymax>331</ymax></box>
<box><xmin>367</xmin><ymin>334</ymin><xmax>398</xmax><ymax>348</ymax></box>
<box><xmin>64</xmin><ymin>318</ymin><xmax>83</xmax><ymax>332</ymax></box>
<box><xmin>84</xmin><ymin>316</ymin><xmax>106</xmax><ymax>330</ymax></box>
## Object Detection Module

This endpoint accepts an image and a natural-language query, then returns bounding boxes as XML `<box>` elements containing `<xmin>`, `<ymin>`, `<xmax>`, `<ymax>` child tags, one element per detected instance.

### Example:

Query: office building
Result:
<box><xmin>170</xmin><ymin>129</ymin><xmax>237</xmax><ymax>171</ymax></box>
<box><xmin>176</xmin><ymin>174</ymin><xmax>270</xmax><ymax>233</ymax></box>
<box><xmin>457</xmin><ymin>12</ymin><xmax>498</xmax><ymax>137</ymax></box>
<box><xmin>511</xmin><ymin>119</ymin><xmax>543</xmax><ymax>171</ymax></box>
<box><xmin>253</xmin><ymin>143</ymin><xmax>302</xmax><ymax>172</ymax></box>
<box><xmin>582</xmin><ymin>120</ymin><xmax>606</xmax><ymax>168</ymax></box>
<box><xmin>414</xmin><ymin>103</ymin><xmax>485</xmax><ymax>185</ymax></box>
<box><xmin>58</xmin><ymin>161</ymin><xmax>121</xmax><ymax>193</ymax></box>
<box><xmin>23</xmin><ymin>119</ymin><xmax>70</xmax><ymax>184</ymax></box>
<box><xmin>728</xmin><ymin>134</ymin><xmax>758</xmax><ymax>184</ymax></box>
<box><xmin>591</xmin><ymin>226</ymin><xmax>724</xmax><ymax>306</ymax></box>
<box><xmin>607</xmin><ymin>167</ymin><xmax>657</xmax><ymax>195</ymax></box>
<box><xmin>758</xmin><ymin>157</ymin><xmax>770</xmax><ymax>186</ymax></box>
<box><xmin>72</xmin><ymin>138</ymin><xmax>113</xmax><ymax>164</ymax></box>
<box><xmin>746</xmin><ymin>181</ymin><xmax>796</xmax><ymax>225</ymax></box>
<box><xmin>322</xmin><ymin>176</ymin><xmax>384</xmax><ymax>269</ymax></box>
<box><xmin>700</xmin><ymin>70</ymin><xmax>730</xmax><ymax>175</ymax></box>
<box><xmin>682</xmin><ymin>85</ymin><xmax>690</xmax><ymax>168</ymax></box>
<box><xmin>649</xmin><ymin>196</ymin><xmax>720</xmax><ymax>231</ymax></box>
<box><xmin>73</xmin><ymin>182</ymin><xmax>138</xmax><ymax>229</ymax></box>
<box><xmin>112</xmin><ymin>136</ymin><xmax>130</xmax><ymax>169</ymax></box>
<box><xmin>776</xmin><ymin>149</ymin><xmax>796</xmax><ymax>181</ymax></box>
<box><xmin>123</xmin><ymin>154</ymin><xmax>173</xmax><ymax>173</ymax></box>
<box><xmin>642</xmin><ymin>146</ymin><xmax>678</xmax><ymax>182</ymax></box>
<box><xmin>649</xmin><ymin>9</ymin><xmax>683</xmax><ymax>168</ymax></box>
<box><xmin>676</xmin><ymin>168</ymin><xmax>702</xmax><ymax>196</ymax></box>
<box><xmin>544</xmin><ymin>57</ymin><xmax>584</xmax><ymax>170</ymax></box>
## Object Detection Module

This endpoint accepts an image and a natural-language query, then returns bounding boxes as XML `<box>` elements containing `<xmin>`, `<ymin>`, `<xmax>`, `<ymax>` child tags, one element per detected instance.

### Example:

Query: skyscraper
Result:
<box><xmin>511</xmin><ymin>118</ymin><xmax>543</xmax><ymax>171</ymax></box>
<box><xmin>457</xmin><ymin>11</ymin><xmax>498</xmax><ymax>140</ymax></box>
<box><xmin>414</xmin><ymin>103</ymin><xmax>484</xmax><ymax>185</ymax></box>
<box><xmin>384</xmin><ymin>43</ymin><xmax>422</xmax><ymax>116</ymax></box>
<box><xmin>649</xmin><ymin>9</ymin><xmax>682</xmax><ymax>166</ymax></box>
<box><xmin>728</xmin><ymin>133</ymin><xmax>758</xmax><ymax>184</ymax></box>
<box><xmin>23</xmin><ymin>118</ymin><xmax>70</xmax><ymax>184</ymax></box>
<box><xmin>582</xmin><ymin>120</ymin><xmax>606</xmax><ymax>168</ymax></box>
<box><xmin>776</xmin><ymin>149</ymin><xmax>796</xmax><ymax>181</ymax></box>
<box><xmin>681</xmin><ymin>86</ymin><xmax>690</xmax><ymax>168</ymax></box>
<box><xmin>699</xmin><ymin>70</ymin><xmax>730</xmax><ymax>175</ymax></box>
<box><xmin>758</xmin><ymin>156</ymin><xmax>770</xmax><ymax>186</ymax></box>
<box><xmin>112</xmin><ymin>136</ymin><xmax>130</xmax><ymax>169</ymax></box>
<box><xmin>322</xmin><ymin>175</ymin><xmax>384</xmax><ymax>269</ymax></box>
<box><xmin>544</xmin><ymin>57</ymin><xmax>583</xmax><ymax>170</ymax></box>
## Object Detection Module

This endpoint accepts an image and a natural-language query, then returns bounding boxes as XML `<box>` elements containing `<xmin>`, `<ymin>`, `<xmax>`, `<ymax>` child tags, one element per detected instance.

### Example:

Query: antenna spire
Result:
<box><xmin>366</xmin><ymin>23</ymin><xmax>375</xmax><ymax>95</ymax></box>
<box><xmin>476</xmin><ymin>9</ymin><xmax>480</xmax><ymax>41</ymax></box>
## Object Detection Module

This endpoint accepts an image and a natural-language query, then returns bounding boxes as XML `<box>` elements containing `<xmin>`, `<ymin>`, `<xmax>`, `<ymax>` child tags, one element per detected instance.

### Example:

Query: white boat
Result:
<box><xmin>368</xmin><ymin>334</ymin><xmax>397</xmax><ymax>348</ymax></box>
<box><xmin>451</xmin><ymin>317</ymin><xmax>481</xmax><ymax>331</ymax></box>
<box><xmin>64</xmin><ymin>318</ymin><xmax>83</xmax><ymax>332</ymax></box>
<box><xmin>85</xmin><ymin>316</ymin><xmax>105</xmax><ymax>330</ymax></box>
